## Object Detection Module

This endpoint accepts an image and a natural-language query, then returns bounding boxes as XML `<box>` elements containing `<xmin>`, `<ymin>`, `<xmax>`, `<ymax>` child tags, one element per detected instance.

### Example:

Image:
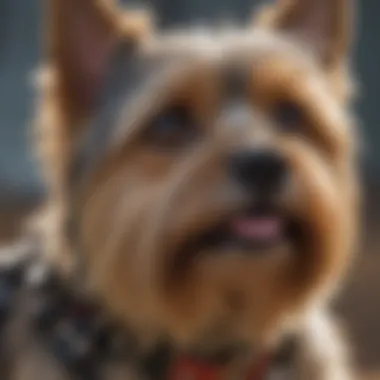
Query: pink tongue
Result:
<box><xmin>232</xmin><ymin>216</ymin><xmax>283</xmax><ymax>241</ymax></box>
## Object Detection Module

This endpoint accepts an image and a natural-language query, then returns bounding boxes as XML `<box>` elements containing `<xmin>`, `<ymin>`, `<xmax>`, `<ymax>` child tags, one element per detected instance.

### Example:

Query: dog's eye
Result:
<box><xmin>272</xmin><ymin>101</ymin><xmax>304</xmax><ymax>132</ymax></box>
<box><xmin>144</xmin><ymin>105</ymin><xmax>198</xmax><ymax>149</ymax></box>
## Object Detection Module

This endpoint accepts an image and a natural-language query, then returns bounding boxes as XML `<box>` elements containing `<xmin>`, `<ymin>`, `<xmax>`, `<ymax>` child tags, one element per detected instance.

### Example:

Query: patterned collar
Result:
<box><xmin>0</xmin><ymin>239</ymin><xmax>136</xmax><ymax>379</ymax></box>
<box><xmin>0</xmin><ymin>239</ymin><xmax>293</xmax><ymax>380</ymax></box>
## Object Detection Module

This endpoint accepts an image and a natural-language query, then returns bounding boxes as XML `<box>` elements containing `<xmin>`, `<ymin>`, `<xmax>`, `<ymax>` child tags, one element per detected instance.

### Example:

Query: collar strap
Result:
<box><xmin>0</xmin><ymin>241</ymin><xmax>292</xmax><ymax>380</ymax></box>
<box><xmin>169</xmin><ymin>353</ymin><xmax>271</xmax><ymax>380</ymax></box>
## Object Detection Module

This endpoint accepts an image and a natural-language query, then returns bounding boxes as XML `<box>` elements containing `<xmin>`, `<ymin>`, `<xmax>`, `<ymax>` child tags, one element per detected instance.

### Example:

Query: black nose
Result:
<box><xmin>229</xmin><ymin>149</ymin><xmax>288</xmax><ymax>195</ymax></box>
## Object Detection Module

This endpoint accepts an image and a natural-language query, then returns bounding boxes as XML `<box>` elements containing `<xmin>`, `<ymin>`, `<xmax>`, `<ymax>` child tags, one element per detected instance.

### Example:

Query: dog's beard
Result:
<box><xmin>80</xmin><ymin>142</ymin><xmax>352</xmax><ymax>350</ymax></box>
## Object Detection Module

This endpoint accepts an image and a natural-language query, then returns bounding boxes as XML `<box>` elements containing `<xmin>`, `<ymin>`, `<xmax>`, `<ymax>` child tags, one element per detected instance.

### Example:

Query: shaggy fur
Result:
<box><xmin>5</xmin><ymin>0</ymin><xmax>360</xmax><ymax>378</ymax></box>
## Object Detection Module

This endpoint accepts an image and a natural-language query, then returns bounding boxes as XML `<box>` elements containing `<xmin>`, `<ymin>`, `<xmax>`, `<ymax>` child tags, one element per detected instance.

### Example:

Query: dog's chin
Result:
<box><xmin>171</xmin><ymin>204</ymin><xmax>307</xmax><ymax>271</ymax></box>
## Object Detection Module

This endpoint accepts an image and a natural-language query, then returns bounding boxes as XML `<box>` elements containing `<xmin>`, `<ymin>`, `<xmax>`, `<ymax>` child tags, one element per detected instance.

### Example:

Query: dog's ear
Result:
<box><xmin>254</xmin><ymin>0</ymin><xmax>355</xmax><ymax>69</ymax></box>
<box><xmin>48</xmin><ymin>0</ymin><xmax>152</xmax><ymax>114</ymax></box>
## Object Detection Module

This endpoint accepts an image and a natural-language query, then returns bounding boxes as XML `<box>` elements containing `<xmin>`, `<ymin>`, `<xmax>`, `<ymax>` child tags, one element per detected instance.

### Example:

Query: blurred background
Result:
<box><xmin>0</xmin><ymin>0</ymin><xmax>379</xmax><ymax>377</ymax></box>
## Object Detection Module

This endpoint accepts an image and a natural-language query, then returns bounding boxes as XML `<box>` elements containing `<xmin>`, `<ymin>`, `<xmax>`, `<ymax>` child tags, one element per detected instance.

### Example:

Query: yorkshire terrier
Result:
<box><xmin>0</xmin><ymin>0</ymin><xmax>359</xmax><ymax>379</ymax></box>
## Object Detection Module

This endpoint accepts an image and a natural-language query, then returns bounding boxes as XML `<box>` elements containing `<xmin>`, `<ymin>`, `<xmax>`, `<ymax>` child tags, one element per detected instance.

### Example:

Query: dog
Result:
<box><xmin>0</xmin><ymin>0</ymin><xmax>360</xmax><ymax>379</ymax></box>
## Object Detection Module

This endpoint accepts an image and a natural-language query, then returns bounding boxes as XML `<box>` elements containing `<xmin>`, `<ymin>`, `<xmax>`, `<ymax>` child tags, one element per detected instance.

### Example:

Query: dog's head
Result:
<box><xmin>39</xmin><ymin>0</ymin><xmax>358</xmax><ymax>352</ymax></box>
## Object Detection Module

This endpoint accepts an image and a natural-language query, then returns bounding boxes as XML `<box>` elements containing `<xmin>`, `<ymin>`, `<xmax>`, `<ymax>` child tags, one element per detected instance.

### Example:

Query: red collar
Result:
<box><xmin>169</xmin><ymin>353</ymin><xmax>271</xmax><ymax>380</ymax></box>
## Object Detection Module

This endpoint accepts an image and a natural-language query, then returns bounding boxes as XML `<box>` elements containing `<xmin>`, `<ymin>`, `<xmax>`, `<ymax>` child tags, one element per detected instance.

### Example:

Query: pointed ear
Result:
<box><xmin>254</xmin><ymin>0</ymin><xmax>355</xmax><ymax>69</ymax></box>
<box><xmin>48</xmin><ymin>0</ymin><xmax>152</xmax><ymax>113</ymax></box>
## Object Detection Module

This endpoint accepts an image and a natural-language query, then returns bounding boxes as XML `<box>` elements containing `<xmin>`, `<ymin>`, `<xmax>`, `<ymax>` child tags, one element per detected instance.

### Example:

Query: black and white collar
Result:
<box><xmin>0</xmin><ymin>237</ymin><xmax>296</xmax><ymax>380</ymax></box>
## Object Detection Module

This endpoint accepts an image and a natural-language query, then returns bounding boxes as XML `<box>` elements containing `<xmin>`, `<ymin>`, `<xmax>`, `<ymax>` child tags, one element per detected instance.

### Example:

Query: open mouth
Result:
<box><xmin>174</xmin><ymin>205</ymin><xmax>304</xmax><ymax>265</ymax></box>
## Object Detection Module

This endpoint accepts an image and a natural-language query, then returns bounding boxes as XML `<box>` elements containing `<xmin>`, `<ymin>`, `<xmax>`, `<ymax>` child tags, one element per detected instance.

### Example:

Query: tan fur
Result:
<box><xmin>17</xmin><ymin>0</ymin><xmax>361</xmax><ymax>378</ymax></box>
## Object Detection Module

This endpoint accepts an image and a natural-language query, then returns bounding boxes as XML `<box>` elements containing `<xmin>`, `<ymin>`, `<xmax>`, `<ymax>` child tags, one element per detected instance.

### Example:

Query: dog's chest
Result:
<box><xmin>0</xmin><ymin>241</ymin><xmax>296</xmax><ymax>380</ymax></box>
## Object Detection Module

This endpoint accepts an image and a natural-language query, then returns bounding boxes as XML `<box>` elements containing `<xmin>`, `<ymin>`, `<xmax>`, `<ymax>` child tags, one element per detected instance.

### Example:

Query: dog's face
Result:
<box><xmin>45</xmin><ymin>0</ymin><xmax>358</xmax><ymax>351</ymax></box>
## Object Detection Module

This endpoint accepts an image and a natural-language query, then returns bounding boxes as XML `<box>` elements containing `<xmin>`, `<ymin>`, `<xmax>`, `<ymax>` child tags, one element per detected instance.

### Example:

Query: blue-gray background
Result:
<box><xmin>0</xmin><ymin>0</ymin><xmax>379</xmax><ymax>202</ymax></box>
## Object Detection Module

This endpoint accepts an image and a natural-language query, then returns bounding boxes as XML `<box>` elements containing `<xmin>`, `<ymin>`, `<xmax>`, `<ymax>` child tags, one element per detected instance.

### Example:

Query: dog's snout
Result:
<box><xmin>229</xmin><ymin>149</ymin><xmax>288</xmax><ymax>195</ymax></box>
